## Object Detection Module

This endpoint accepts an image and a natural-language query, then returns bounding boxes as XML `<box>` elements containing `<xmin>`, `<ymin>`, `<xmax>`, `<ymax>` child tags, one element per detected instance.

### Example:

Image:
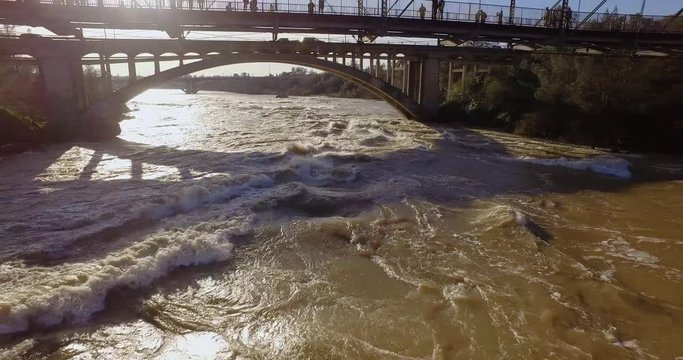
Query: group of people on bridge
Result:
<box><xmin>543</xmin><ymin>6</ymin><xmax>574</xmax><ymax>29</ymax></box>
<box><xmin>31</xmin><ymin>0</ymin><xmax>582</xmax><ymax>31</ymax></box>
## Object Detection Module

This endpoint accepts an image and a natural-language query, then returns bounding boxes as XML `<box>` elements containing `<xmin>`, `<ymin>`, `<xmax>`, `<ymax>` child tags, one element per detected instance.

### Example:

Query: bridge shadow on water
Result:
<box><xmin>4</xmin><ymin>125</ymin><xmax>683</xmax><ymax>265</ymax></box>
<box><xmin>2</xmin><ymin>125</ymin><xmax>683</xmax><ymax>350</ymax></box>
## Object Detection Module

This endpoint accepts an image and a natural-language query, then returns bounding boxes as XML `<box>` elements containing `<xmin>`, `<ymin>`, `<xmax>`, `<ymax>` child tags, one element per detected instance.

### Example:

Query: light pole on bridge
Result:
<box><xmin>509</xmin><ymin>0</ymin><xmax>515</xmax><ymax>25</ymax></box>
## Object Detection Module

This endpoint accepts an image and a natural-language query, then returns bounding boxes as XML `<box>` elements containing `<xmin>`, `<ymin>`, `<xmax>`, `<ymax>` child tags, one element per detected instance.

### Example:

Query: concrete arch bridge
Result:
<box><xmin>0</xmin><ymin>37</ymin><xmax>512</xmax><ymax>138</ymax></box>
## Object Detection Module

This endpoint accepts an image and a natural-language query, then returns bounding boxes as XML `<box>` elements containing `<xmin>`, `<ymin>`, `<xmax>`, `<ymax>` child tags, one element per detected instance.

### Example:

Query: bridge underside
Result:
<box><xmin>113</xmin><ymin>54</ymin><xmax>429</xmax><ymax>120</ymax></box>
<box><xmin>2</xmin><ymin>39</ymin><xmax>453</xmax><ymax>139</ymax></box>
<box><xmin>1</xmin><ymin>3</ymin><xmax>682</xmax><ymax>55</ymax></box>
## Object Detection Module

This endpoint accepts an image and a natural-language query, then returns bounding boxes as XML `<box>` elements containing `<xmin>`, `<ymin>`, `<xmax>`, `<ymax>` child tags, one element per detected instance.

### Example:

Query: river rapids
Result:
<box><xmin>1</xmin><ymin>90</ymin><xmax>682</xmax><ymax>359</ymax></box>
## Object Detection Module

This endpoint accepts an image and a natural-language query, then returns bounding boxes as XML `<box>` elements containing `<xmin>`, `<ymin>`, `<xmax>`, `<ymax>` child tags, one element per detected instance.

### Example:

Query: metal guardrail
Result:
<box><xmin>2</xmin><ymin>0</ymin><xmax>682</xmax><ymax>33</ymax></box>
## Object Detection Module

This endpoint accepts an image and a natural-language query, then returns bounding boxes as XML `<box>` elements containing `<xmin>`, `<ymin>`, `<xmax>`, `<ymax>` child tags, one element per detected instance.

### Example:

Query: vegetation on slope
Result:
<box><xmin>439</xmin><ymin>55</ymin><xmax>683</xmax><ymax>153</ymax></box>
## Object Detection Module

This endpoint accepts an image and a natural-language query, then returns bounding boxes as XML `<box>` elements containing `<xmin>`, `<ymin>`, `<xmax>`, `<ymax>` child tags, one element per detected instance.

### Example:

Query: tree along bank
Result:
<box><xmin>438</xmin><ymin>55</ymin><xmax>683</xmax><ymax>155</ymax></box>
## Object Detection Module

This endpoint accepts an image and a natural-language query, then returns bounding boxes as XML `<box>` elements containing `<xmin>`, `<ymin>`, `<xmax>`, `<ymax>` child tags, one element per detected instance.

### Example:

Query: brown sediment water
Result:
<box><xmin>1</xmin><ymin>90</ymin><xmax>682</xmax><ymax>359</ymax></box>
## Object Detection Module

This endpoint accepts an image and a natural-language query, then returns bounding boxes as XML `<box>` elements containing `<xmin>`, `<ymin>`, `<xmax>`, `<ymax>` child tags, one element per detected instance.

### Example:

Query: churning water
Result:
<box><xmin>1</xmin><ymin>90</ymin><xmax>683</xmax><ymax>359</ymax></box>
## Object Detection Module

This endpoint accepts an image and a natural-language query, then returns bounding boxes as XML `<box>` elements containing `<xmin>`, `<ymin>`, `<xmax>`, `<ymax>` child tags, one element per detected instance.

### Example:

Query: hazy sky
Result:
<box><xmin>21</xmin><ymin>0</ymin><xmax>678</xmax><ymax>76</ymax></box>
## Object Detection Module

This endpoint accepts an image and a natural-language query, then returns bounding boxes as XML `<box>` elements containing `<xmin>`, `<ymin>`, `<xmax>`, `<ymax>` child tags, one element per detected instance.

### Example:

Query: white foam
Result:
<box><xmin>0</xmin><ymin>219</ymin><xmax>250</xmax><ymax>335</ymax></box>
<box><xmin>287</xmin><ymin>156</ymin><xmax>334</xmax><ymax>181</ymax></box>
<box><xmin>602</xmin><ymin>237</ymin><xmax>659</xmax><ymax>267</ymax></box>
<box><xmin>286</xmin><ymin>142</ymin><xmax>317</xmax><ymax>155</ymax></box>
<box><xmin>518</xmin><ymin>155</ymin><xmax>632</xmax><ymax>178</ymax></box>
<box><xmin>137</xmin><ymin>175</ymin><xmax>274</xmax><ymax>221</ymax></box>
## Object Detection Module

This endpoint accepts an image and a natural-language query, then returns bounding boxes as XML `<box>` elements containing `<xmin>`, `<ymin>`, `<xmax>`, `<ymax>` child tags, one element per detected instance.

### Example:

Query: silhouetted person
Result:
<box><xmin>431</xmin><ymin>0</ymin><xmax>437</xmax><ymax>20</ymax></box>
<box><xmin>226</xmin><ymin>2</ymin><xmax>232</xmax><ymax>10</ymax></box>
<box><xmin>307</xmin><ymin>0</ymin><xmax>314</xmax><ymax>14</ymax></box>
<box><xmin>249</xmin><ymin>0</ymin><xmax>256</xmax><ymax>11</ymax></box>
<box><xmin>553</xmin><ymin>8</ymin><xmax>561</xmax><ymax>28</ymax></box>
<box><xmin>478</xmin><ymin>9</ymin><xmax>487</xmax><ymax>23</ymax></box>
<box><xmin>242</xmin><ymin>0</ymin><xmax>248</xmax><ymax>10</ymax></box>
<box><xmin>198</xmin><ymin>0</ymin><xmax>204</xmax><ymax>9</ymax></box>
<box><xmin>497</xmin><ymin>10</ymin><xmax>503</xmax><ymax>24</ymax></box>
<box><xmin>418</xmin><ymin>3</ymin><xmax>425</xmax><ymax>19</ymax></box>
<box><xmin>437</xmin><ymin>0</ymin><xmax>444</xmax><ymax>19</ymax></box>
<box><xmin>318</xmin><ymin>0</ymin><xmax>323</xmax><ymax>13</ymax></box>
<box><xmin>565</xmin><ymin>7</ymin><xmax>573</xmax><ymax>29</ymax></box>
<box><xmin>543</xmin><ymin>7</ymin><xmax>550</xmax><ymax>27</ymax></box>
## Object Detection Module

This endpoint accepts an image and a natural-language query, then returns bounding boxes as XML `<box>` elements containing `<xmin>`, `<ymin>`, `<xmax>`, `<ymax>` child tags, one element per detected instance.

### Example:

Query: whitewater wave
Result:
<box><xmin>0</xmin><ymin>219</ymin><xmax>249</xmax><ymax>335</ymax></box>
<box><xmin>517</xmin><ymin>155</ymin><xmax>631</xmax><ymax>178</ymax></box>
<box><xmin>137</xmin><ymin>174</ymin><xmax>275</xmax><ymax>221</ymax></box>
<box><xmin>0</xmin><ymin>172</ymin><xmax>284</xmax><ymax>335</ymax></box>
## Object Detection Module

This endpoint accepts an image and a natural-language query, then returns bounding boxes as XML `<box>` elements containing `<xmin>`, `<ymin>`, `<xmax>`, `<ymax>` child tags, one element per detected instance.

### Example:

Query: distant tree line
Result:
<box><xmin>152</xmin><ymin>67</ymin><xmax>378</xmax><ymax>99</ymax></box>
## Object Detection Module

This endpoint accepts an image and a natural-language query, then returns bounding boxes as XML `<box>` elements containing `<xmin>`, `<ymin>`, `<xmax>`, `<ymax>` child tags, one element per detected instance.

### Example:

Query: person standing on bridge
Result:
<box><xmin>250</xmin><ymin>0</ymin><xmax>257</xmax><ymax>11</ymax></box>
<box><xmin>431</xmin><ymin>0</ymin><xmax>437</xmax><ymax>20</ymax></box>
<box><xmin>437</xmin><ymin>0</ymin><xmax>444</xmax><ymax>20</ymax></box>
<box><xmin>318</xmin><ymin>0</ymin><xmax>324</xmax><ymax>13</ymax></box>
<box><xmin>497</xmin><ymin>10</ymin><xmax>503</xmax><ymax>24</ymax></box>
<box><xmin>565</xmin><ymin>7</ymin><xmax>573</xmax><ymax>30</ymax></box>
<box><xmin>476</xmin><ymin>9</ymin><xmax>486</xmax><ymax>24</ymax></box>
<box><xmin>242</xmin><ymin>0</ymin><xmax>248</xmax><ymax>11</ymax></box>
<box><xmin>308</xmin><ymin>0</ymin><xmax>314</xmax><ymax>14</ymax></box>
<box><xmin>418</xmin><ymin>3</ymin><xmax>426</xmax><ymax>19</ymax></box>
<box><xmin>198</xmin><ymin>0</ymin><xmax>204</xmax><ymax>10</ymax></box>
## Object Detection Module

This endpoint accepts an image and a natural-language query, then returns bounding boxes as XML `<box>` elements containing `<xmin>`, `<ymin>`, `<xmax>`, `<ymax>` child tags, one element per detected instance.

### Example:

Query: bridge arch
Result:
<box><xmin>112</xmin><ymin>53</ymin><xmax>426</xmax><ymax>120</ymax></box>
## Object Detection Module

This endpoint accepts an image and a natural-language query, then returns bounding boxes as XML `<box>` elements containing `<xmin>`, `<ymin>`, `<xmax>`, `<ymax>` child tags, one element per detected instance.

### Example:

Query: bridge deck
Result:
<box><xmin>0</xmin><ymin>1</ymin><xmax>682</xmax><ymax>52</ymax></box>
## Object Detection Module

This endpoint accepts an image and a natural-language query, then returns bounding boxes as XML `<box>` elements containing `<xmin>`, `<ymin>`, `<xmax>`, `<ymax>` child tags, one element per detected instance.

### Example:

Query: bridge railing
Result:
<box><xmin>8</xmin><ymin>0</ymin><xmax>681</xmax><ymax>33</ymax></box>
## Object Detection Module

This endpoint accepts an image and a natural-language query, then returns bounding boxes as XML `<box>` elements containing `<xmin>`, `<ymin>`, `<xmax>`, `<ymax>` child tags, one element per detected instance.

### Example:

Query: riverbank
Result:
<box><xmin>0</xmin><ymin>106</ymin><xmax>49</xmax><ymax>155</ymax></box>
<box><xmin>437</xmin><ymin>55</ymin><xmax>683</xmax><ymax>155</ymax></box>
<box><xmin>0</xmin><ymin>103</ymin><xmax>124</xmax><ymax>156</ymax></box>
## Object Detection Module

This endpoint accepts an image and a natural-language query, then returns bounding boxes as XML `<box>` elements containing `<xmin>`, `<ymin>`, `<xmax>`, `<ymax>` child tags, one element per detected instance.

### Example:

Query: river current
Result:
<box><xmin>1</xmin><ymin>90</ymin><xmax>683</xmax><ymax>359</ymax></box>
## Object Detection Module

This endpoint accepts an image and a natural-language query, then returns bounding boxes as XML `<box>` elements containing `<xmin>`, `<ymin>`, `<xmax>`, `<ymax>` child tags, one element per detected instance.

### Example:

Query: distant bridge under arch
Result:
<box><xmin>112</xmin><ymin>54</ymin><xmax>427</xmax><ymax>120</ymax></box>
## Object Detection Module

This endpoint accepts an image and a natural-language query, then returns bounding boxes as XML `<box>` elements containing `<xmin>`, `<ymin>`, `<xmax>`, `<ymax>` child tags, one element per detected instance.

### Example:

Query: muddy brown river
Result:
<box><xmin>1</xmin><ymin>90</ymin><xmax>682</xmax><ymax>359</ymax></box>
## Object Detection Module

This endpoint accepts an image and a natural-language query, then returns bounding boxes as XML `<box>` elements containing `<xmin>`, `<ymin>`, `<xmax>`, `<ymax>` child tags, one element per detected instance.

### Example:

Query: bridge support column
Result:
<box><xmin>38</xmin><ymin>54</ymin><xmax>88</xmax><ymax>138</ymax></box>
<box><xmin>154</xmin><ymin>54</ymin><xmax>161</xmax><ymax>75</ymax></box>
<box><xmin>462</xmin><ymin>62</ymin><xmax>469</xmax><ymax>92</ymax></box>
<box><xmin>375</xmin><ymin>57</ymin><xmax>382</xmax><ymax>79</ymax></box>
<box><xmin>388</xmin><ymin>59</ymin><xmax>394</xmax><ymax>86</ymax></box>
<box><xmin>407</xmin><ymin>60</ymin><xmax>421</xmax><ymax>102</ymax></box>
<box><xmin>418</xmin><ymin>56</ymin><xmax>440</xmax><ymax>118</ymax></box>
<box><xmin>447</xmin><ymin>61</ymin><xmax>453</xmax><ymax>89</ymax></box>
<box><xmin>127</xmin><ymin>55</ymin><xmax>137</xmax><ymax>84</ymax></box>
<box><xmin>401</xmin><ymin>62</ymin><xmax>409</xmax><ymax>94</ymax></box>
<box><xmin>99</xmin><ymin>54</ymin><xmax>112</xmax><ymax>93</ymax></box>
